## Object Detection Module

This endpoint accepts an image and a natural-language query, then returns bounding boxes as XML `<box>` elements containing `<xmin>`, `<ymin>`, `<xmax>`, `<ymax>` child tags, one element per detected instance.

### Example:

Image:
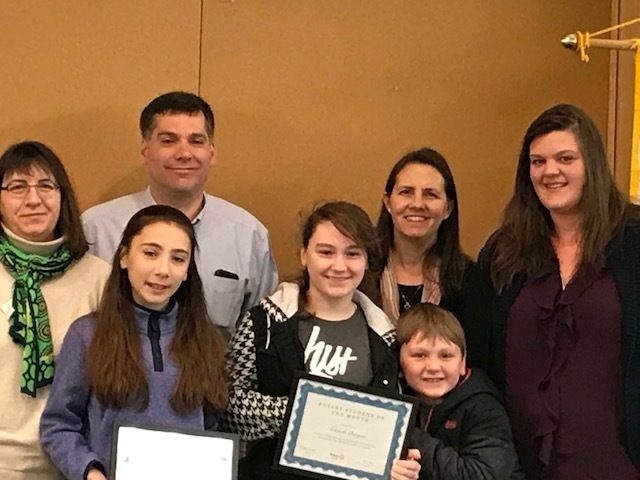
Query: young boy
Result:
<box><xmin>391</xmin><ymin>303</ymin><xmax>523</xmax><ymax>480</ymax></box>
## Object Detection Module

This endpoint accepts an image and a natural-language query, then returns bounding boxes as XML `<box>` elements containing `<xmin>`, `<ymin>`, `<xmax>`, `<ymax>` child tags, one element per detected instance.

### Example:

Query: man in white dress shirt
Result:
<box><xmin>82</xmin><ymin>91</ymin><xmax>278</xmax><ymax>338</ymax></box>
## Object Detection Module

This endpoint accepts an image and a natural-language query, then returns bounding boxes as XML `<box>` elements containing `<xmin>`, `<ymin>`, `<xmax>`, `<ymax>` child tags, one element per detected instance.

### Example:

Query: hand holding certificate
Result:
<box><xmin>275</xmin><ymin>374</ymin><xmax>418</xmax><ymax>480</ymax></box>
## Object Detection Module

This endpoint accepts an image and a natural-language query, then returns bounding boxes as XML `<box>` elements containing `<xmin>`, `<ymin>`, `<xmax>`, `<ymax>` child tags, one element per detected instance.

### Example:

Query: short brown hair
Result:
<box><xmin>140</xmin><ymin>91</ymin><xmax>214</xmax><ymax>140</ymax></box>
<box><xmin>396</xmin><ymin>303</ymin><xmax>466</xmax><ymax>356</ymax></box>
<box><xmin>295</xmin><ymin>200</ymin><xmax>383</xmax><ymax>307</ymax></box>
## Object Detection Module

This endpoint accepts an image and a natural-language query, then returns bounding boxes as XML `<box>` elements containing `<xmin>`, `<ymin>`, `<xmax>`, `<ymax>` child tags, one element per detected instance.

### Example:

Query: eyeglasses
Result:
<box><xmin>0</xmin><ymin>180</ymin><xmax>60</xmax><ymax>198</ymax></box>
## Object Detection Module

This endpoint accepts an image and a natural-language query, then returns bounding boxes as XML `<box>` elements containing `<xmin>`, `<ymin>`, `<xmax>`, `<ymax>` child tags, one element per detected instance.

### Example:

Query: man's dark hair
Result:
<box><xmin>139</xmin><ymin>91</ymin><xmax>214</xmax><ymax>140</ymax></box>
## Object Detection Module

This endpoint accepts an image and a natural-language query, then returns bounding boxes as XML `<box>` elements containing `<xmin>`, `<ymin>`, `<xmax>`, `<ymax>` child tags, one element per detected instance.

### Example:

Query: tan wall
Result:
<box><xmin>1</xmin><ymin>1</ymin><xmax>611</xmax><ymax>276</ymax></box>
<box><xmin>0</xmin><ymin>1</ymin><xmax>201</xmax><ymax>204</ymax></box>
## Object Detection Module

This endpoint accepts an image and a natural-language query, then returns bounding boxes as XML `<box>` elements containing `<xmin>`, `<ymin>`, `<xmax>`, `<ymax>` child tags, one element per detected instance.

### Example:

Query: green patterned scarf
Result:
<box><xmin>0</xmin><ymin>233</ymin><xmax>73</xmax><ymax>396</ymax></box>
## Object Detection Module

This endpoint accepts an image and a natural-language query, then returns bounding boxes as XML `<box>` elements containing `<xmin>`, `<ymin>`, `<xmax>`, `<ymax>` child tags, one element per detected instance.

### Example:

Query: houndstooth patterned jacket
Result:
<box><xmin>220</xmin><ymin>282</ymin><xmax>397</xmax><ymax>441</ymax></box>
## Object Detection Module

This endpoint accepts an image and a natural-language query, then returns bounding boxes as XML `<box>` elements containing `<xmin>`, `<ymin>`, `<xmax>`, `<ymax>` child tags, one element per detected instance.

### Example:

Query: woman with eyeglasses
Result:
<box><xmin>0</xmin><ymin>141</ymin><xmax>110</xmax><ymax>480</ymax></box>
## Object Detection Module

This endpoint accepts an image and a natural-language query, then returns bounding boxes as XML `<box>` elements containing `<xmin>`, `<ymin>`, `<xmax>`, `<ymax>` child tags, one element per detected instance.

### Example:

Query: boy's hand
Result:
<box><xmin>86</xmin><ymin>468</ymin><xmax>107</xmax><ymax>480</ymax></box>
<box><xmin>391</xmin><ymin>448</ymin><xmax>421</xmax><ymax>480</ymax></box>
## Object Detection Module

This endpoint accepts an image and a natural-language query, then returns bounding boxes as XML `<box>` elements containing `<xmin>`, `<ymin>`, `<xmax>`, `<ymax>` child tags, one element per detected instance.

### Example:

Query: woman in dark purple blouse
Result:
<box><xmin>477</xmin><ymin>104</ymin><xmax>640</xmax><ymax>479</ymax></box>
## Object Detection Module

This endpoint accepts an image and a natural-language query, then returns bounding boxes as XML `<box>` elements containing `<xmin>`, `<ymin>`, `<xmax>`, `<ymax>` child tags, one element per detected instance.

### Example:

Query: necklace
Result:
<box><xmin>399</xmin><ymin>284</ymin><xmax>423</xmax><ymax>312</ymax></box>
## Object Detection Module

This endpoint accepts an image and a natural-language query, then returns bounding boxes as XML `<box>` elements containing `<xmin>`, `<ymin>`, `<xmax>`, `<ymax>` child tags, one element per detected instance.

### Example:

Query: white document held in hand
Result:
<box><xmin>113</xmin><ymin>425</ymin><xmax>236</xmax><ymax>480</ymax></box>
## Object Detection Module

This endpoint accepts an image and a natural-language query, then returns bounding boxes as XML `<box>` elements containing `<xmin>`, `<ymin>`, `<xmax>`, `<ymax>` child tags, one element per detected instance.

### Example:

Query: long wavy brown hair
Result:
<box><xmin>87</xmin><ymin>205</ymin><xmax>228</xmax><ymax>414</ymax></box>
<box><xmin>486</xmin><ymin>104</ymin><xmax>637</xmax><ymax>290</ymax></box>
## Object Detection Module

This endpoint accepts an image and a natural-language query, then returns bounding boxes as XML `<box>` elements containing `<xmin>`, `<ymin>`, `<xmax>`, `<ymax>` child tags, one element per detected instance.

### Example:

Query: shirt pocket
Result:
<box><xmin>206</xmin><ymin>276</ymin><xmax>244</xmax><ymax>334</ymax></box>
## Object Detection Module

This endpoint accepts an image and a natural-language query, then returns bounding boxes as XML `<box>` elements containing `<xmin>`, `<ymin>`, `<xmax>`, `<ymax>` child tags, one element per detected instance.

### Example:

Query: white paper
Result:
<box><xmin>114</xmin><ymin>426</ymin><xmax>235</xmax><ymax>480</ymax></box>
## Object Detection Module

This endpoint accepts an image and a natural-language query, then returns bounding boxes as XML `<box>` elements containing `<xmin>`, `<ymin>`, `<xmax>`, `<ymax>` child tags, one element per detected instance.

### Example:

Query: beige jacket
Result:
<box><xmin>0</xmin><ymin>231</ymin><xmax>110</xmax><ymax>480</ymax></box>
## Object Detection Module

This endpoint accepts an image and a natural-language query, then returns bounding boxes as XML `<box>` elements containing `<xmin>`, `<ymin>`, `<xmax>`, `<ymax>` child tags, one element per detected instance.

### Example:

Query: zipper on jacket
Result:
<box><xmin>423</xmin><ymin>406</ymin><xmax>434</xmax><ymax>431</ymax></box>
<box><xmin>147</xmin><ymin>311</ymin><xmax>164</xmax><ymax>372</ymax></box>
<box><xmin>265</xmin><ymin>315</ymin><xmax>271</xmax><ymax>349</ymax></box>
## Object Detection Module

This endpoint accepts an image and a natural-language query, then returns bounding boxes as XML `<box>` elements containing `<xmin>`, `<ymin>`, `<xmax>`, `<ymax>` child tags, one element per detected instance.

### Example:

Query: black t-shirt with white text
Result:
<box><xmin>298</xmin><ymin>306</ymin><xmax>372</xmax><ymax>386</ymax></box>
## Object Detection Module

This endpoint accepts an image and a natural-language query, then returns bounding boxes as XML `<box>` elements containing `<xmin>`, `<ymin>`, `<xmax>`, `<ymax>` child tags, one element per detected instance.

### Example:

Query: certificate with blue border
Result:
<box><xmin>275</xmin><ymin>373</ymin><xmax>418</xmax><ymax>480</ymax></box>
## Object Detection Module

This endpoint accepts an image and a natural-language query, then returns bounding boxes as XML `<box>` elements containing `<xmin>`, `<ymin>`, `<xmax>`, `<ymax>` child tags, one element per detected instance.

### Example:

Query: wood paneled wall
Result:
<box><xmin>0</xmin><ymin>1</ymin><xmax>612</xmax><ymax>275</ymax></box>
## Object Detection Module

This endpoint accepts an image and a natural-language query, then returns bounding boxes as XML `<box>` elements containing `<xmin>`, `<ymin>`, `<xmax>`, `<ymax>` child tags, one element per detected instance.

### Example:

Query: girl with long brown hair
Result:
<box><xmin>40</xmin><ymin>205</ymin><xmax>227</xmax><ymax>480</ymax></box>
<box><xmin>479</xmin><ymin>104</ymin><xmax>640</xmax><ymax>478</ymax></box>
